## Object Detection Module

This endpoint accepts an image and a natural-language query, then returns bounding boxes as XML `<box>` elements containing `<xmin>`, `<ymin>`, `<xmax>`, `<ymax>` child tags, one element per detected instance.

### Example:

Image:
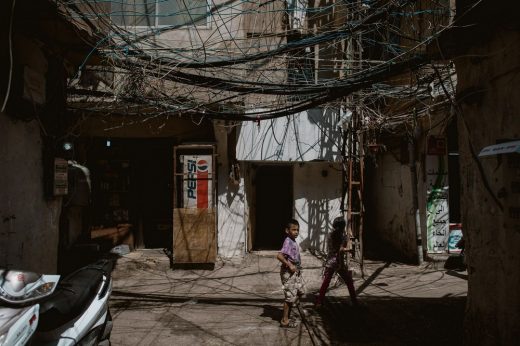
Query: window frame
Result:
<box><xmin>112</xmin><ymin>0</ymin><xmax>212</xmax><ymax>30</ymax></box>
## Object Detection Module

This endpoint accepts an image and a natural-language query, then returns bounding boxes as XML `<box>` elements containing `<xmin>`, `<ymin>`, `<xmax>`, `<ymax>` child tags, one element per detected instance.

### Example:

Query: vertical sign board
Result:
<box><xmin>426</xmin><ymin>136</ymin><xmax>450</xmax><ymax>253</ymax></box>
<box><xmin>173</xmin><ymin>147</ymin><xmax>217</xmax><ymax>265</ymax></box>
<box><xmin>182</xmin><ymin>155</ymin><xmax>212</xmax><ymax>209</ymax></box>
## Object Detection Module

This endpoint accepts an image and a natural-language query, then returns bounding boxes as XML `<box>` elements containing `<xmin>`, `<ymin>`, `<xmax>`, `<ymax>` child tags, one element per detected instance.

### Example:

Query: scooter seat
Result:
<box><xmin>37</xmin><ymin>265</ymin><xmax>108</xmax><ymax>332</ymax></box>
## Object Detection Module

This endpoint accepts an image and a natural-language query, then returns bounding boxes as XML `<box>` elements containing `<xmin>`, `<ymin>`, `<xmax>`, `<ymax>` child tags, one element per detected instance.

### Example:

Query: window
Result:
<box><xmin>112</xmin><ymin>0</ymin><xmax>209</xmax><ymax>27</ymax></box>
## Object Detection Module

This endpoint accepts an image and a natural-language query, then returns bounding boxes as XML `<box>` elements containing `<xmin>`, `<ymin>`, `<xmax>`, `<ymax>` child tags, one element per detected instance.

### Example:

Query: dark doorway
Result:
<box><xmin>253</xmin><ymin>165</ymin><xmax>293</xmax><ymax>250</ymax></box>
<box><xmin>88</xmin><ymin>138</ymin><xmax>173</xmax><ymax>249</ymax></box>
<box><xmin>138</xmin><ymin>142</ymin><xmax>173</xmax><ymax>248</ymax></box>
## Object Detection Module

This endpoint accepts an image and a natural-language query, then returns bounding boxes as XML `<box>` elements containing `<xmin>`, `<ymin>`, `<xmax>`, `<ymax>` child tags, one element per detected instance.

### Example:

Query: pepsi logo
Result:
<box><xmin>197</xmin><ymin>160</ymin><xmax>209</xmax><ymax>172</ymax></box>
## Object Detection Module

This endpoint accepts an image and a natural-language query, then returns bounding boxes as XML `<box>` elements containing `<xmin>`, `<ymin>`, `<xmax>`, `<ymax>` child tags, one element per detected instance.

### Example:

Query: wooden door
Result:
<box><xmin>173</xmin><ymin>145</ymin><xmax>217</xmax><ymax>264</ymax></box>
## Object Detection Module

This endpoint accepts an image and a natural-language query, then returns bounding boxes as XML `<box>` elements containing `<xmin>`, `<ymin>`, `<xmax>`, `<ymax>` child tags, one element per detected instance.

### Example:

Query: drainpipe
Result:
<box><xmin>409</xmin><ymin>124</ymin><xmax>424</xmax><ymax>264</ymax></box>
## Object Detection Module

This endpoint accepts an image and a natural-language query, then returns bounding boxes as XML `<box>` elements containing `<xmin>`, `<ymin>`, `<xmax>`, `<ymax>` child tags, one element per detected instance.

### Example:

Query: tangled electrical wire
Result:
<box><xmin>59</xmin><ymin>0</ymin><xmax>456</xmax><ymax>129</ymax></box>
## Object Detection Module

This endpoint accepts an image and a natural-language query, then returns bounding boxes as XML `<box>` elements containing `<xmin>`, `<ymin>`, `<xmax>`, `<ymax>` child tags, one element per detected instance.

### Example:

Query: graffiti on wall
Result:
<box><xmin>426</xmin><ymin>138</ymin><xmax>450</xmax><ymax>253</ymax></box>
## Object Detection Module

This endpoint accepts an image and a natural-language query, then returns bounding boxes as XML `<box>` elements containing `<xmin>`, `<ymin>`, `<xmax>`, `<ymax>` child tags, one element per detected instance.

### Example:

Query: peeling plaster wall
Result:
<box><xmin>214</xmin><ymin>122</ymin><xmax>247</xmax><ymax>259</ymax></box>
<box><xmin>293</xmin><ymin>162</ymin><xmax>343</xmax><ymax>253</ymax></box>
<box><xmin>216</xmin><ymin>177</ymin><xmax>247</xmax><ymax>259</ymax></box>
<box><xmin>0</xmin><ymin>35</ymin><xmax>62</xmax><ymax>273</ymax></box>
<box><xmin>236</xmin><ymin>108</ymin><xmax>343</xmax><ymax>162</ymax></box>
<box><xmin>455</xmin><ymin>28</ymin><xmax>520</xmax><ymax>345</ymax></box>
<box><xmin>0</xmin><ymin>114</ymin><xmax>61</xmax><ymax>273</ymax></box>
<box><xmin>366</xmin><ymin>150</ymin><xmax>417</xmax><ymax>262</ymax></box>
<box><xmin>417</xmin><ymin>118</ymin><xmax>450</xmax><ymax>255</ymax></box>
<box><xmin>217</xmin><ymin>112</ymin><xmax>343</xmax><ymax>257</ymax></box>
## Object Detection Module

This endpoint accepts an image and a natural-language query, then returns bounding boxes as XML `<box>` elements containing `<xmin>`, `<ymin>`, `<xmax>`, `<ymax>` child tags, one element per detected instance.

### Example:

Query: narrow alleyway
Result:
<box><xmin>109</xmin><ymin>251</ymin><xmax>467</xmax><ymax>345</ymax></box>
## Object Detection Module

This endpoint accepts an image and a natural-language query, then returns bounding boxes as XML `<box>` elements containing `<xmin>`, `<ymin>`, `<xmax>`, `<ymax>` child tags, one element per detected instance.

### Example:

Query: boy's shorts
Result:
<box><xmin>280</xmin><ymin>268</ymin><xmax>305</xmax><ymax>303</ymax></box>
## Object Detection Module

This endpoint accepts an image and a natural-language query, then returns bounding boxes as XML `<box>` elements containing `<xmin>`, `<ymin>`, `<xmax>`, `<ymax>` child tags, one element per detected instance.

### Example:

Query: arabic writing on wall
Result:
<box><xmin>426</xmin><ymin>155</ymin><xmax>450</xmax><ymax>253</ymax></box>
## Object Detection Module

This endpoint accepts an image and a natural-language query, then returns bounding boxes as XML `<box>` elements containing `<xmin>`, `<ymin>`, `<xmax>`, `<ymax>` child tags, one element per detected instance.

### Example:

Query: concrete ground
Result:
<box><xmin>108</xmin><ymin>250</ymin><xmax>467</xmax><ymax>345</ymax></box>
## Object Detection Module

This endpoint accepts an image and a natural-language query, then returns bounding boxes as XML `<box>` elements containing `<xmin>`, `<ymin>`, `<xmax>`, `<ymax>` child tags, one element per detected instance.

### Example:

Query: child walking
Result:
<box><xmin>277</xmin><ymin>218</ymin><xmax>305</xmax><ymax>328</ymax></box>
<box><xmin>315</xmin><ymin>216</ymin><xmax>358</xmax><ymax>307</ymax></box>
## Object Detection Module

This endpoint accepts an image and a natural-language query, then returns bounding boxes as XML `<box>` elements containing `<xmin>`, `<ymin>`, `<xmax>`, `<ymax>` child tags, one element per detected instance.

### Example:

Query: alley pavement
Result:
<box><xmin>108</xmin><ymin>250</ymin><xmax>467</xmax><ymax>345</ymax></box>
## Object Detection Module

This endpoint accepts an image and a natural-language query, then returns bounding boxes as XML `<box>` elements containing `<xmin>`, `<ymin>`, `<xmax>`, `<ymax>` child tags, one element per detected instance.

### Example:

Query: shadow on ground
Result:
<box><xmin>110</xmin><ymin>289</ymin><xmax>465</xmax><ymax>345</ymax></box>
<box><xmin>304</xmin><ymin>296</ymin><xmax>466</xmax><ymax>345</ymax></box>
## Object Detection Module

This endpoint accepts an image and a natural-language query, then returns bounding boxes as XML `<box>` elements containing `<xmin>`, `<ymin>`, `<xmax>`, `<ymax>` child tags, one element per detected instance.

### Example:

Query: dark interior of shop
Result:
<box><xmin>87</xmin><ymin>138</ymin><xmax>174</xmax><ymax>249</ymax></box>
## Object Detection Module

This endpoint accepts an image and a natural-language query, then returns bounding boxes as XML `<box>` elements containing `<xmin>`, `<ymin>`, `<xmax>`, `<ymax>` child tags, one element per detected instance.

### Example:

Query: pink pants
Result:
<box><xmin>316</xmin><ymin>267</ymin><xmax>357</xmax><ymax>305</ymax></box>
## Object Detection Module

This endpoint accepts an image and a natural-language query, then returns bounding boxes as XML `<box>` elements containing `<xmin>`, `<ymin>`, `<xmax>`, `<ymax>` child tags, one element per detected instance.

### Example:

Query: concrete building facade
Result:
<box><xmin>0</xmin><ymin>0</ymin><xmax>100</xmax><ymax>273</ymax></box>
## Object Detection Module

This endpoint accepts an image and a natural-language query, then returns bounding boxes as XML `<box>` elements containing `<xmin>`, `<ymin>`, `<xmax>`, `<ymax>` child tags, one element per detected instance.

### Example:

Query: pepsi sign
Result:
<box><xmin>183</xmin><ymin>155</ymin><xmax>212</xmax><ymax>209</ymax></box>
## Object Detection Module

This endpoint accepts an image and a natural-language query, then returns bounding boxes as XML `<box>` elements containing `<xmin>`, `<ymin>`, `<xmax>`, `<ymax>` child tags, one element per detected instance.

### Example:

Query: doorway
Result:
<box><xmin>253</xmin><ymin>165</ymin><xmax>293</xmax><ymax>250</ymax></box>
<box><xmin>88</xmin><ymin>138</ymin><xmax>173</xmax><ymax>249</ymax></box>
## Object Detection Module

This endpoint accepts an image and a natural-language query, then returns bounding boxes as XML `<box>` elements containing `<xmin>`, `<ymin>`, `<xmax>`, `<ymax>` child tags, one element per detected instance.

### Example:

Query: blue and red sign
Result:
<box><xmin>197</xmin><ymin>160</ymin><xmax>208</xmax><ymax>172</ymax></box>
<box><xmin>183</xmin><ymin>155</ymin><xmax>212</xmax><ymax>209</ymax></box>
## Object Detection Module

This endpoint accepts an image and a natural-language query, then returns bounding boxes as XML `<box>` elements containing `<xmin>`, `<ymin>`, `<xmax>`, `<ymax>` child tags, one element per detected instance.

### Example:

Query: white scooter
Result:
<box><xmin>0</xmin><ymin>260</ymin><xmax>113</xmax><ymax>346</ymax></box>
<box><xmin>0</xmin><ymin>268</ymin><xmax>59</xmax><ymax>346</ymax></box>
<box><xmin>0</xmin><ymin>304</ymin><xmax>41</xmax><ymax>346</ymax></box>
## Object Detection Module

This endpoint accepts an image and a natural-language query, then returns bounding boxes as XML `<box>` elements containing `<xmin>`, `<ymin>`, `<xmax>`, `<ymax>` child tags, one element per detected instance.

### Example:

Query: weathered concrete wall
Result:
<box><xmin>0</xmin><ymin>113</ymin><xmax>61</xmax><ymax>273</ymax></box>
<box><xmin>114</xmin><ymin>0</ymin><xmax>248</xmax><ymax>49</ymax></box>
<box><xmin>217</xmin><ymin>118</ymin><xmax>343</xmax><ymax>257</ymax></box>
<box><xmin>214</xmin><ymin>122</ymin><xmax>247</xmax><ymax>259</ymax></box>
<box><xmin>365</xmin><ymin>107</ymin><xmax>452</xmax><ymax>261</ymax></box>
<box><xmin>216</xmin><ymin>178</ymin><xmax>247</xmax><ymax>258</ymax></box>
<box><xmin>455</xmin><ymin>28</ymin><xmax>520</xmax><ymax>345</ymax></box>
<box><xmin>418</xmin><ymin>120</ymin><xmax>451</xmax><ymax>255</ymax></box>
<box><xmin>0</xmin><ymin>32</ymin><xmax>64</xmax><ymax>273</ymax></box>
<box><xmin>109</xmin><ymin>0</ymin><xmax>288</xmax><ymax>107</ymax></box>
<box><xmin>237</xmin><ymin>108</ymin><xmax>343</xmax><ymax>162</ymax></box>
<box><xmin>294</xmin><ymin>162</ymin><xmax>343</xmax><ymax>253</ymax></box>
<box><xmin>366</xmin><ymin>148</ymin><xmax>417</xmax><ymax>262</ymax></box>
<box><xmin>62</xmin><ymin>206</ymin><xmax>84</xmax><ymax>250</ymax></box>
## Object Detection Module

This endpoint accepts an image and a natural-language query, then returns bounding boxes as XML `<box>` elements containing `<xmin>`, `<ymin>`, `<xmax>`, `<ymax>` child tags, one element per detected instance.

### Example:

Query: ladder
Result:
<box><xmin>344</xmin><ymin>109</ymin><xmax>365</xmax><ymax>278</ymax></box>
<box><xmin>342</xmin><ymin>0</ymin><xmax>366</xmax><ymax>278</ymax></box>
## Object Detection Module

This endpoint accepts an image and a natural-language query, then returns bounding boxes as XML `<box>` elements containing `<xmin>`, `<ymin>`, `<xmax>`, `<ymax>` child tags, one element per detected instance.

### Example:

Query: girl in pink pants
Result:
<box><xmin>315</xmin><ymin>217</ymin><xmax>358</xmax><ymax>307</ymax></box>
